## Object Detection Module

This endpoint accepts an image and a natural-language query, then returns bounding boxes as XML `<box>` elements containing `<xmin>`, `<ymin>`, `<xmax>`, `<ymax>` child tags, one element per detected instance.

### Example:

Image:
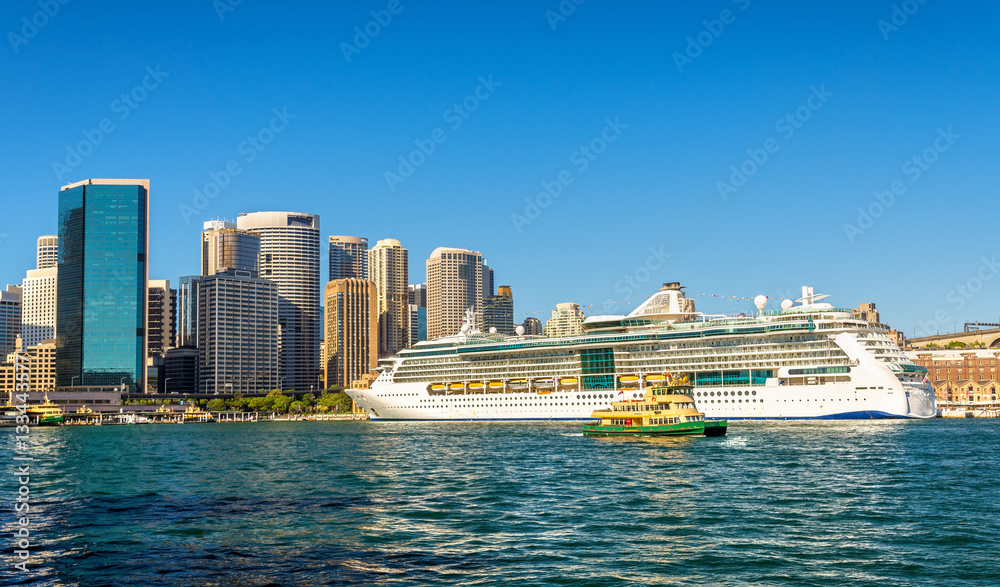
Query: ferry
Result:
<box><xmin>26</xmin><ymin>394</ymin><xmax>65</xmax><ymax>426</ymax></box>
<box><xmin>346</xmin><ymin>283</ymin><xmax>936</xmax><ymax>421</ymax></box>
<box><xmin>584</xmin><ymin>378</ymin><xmax>727</xmax><ymax>437</ymax></box>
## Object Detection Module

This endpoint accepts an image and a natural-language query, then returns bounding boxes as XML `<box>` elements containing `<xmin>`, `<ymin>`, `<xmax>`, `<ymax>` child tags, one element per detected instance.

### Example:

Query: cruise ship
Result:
<box><xmin>346</xmin><ymin>283</ymin><xmax>936</xmax><ymax>421</ymax></box>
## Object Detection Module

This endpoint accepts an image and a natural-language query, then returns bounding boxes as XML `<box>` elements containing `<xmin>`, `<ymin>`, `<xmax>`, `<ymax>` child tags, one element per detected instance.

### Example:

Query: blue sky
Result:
<box><xmin>2</xmin><ymin>0</ymin><xmax>998</xmax><ymax>337</ymax></box>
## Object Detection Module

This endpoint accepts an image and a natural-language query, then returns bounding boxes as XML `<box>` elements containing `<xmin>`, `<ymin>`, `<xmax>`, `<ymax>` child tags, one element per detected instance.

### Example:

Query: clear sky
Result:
<box><xmin>2</xmin><ymin>1</ymin><xmax>998</xmax><ymax>338</ymax></box>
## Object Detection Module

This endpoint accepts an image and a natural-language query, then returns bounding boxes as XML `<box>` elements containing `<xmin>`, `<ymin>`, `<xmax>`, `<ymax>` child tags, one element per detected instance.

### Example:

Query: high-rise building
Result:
<box><xmin>21</xmin><ymin>267</ymin><xmax>57</xmax><ymax>347</ymax></box>
<box><xmin>36</xmin><ymin>235</ymin><xmax>58</xmax><ymax>270</ymax></box>
<box><xmin>147</xmin><ymin>280</ymin><xmax>175</xmax><ymax>357</ymax></box>
<box><xmin>482</xmin><ymin>261</ymin><xmax>494</xmax><ymax>299</ymax></box>
<box><xmin>544</xmin><ymin>303</ymin><xmax>586</xmax><ymax>337</ymax></box>
<box><xmin>483</xmin><ymin>285</ymin><xmax>514</xmax><ymax>335</ymax></box>
<box><xmin>324</xmin><ymin>279</ymin><xmax>378</xmax><ymax>389</ymax></box>
<box><xmin>237</xmin><ymin>212</ymin><xmax>320</xmax><ymax>393</ymax></box>
<box><xmin>201</xmin><ymin>221</ymin><xmax>261</xmax><ymax>276</ymax></box>
<box><xmin>163</xmin><ymin>346</ymin><xmax>198</xmax><ymax>394</ymax></box>
<box><xmin>426</xmin><ymin>247</ymin><xmax>483</xmax><ymax>340</ymax></box>
<box><xmin>408</xmin><ymin>304</ymin><xmax>427</xmax><ymax>346</ymax></box>
<box><xmin>197</xmin><ymin>271</ymin><xmax>279</xmax><ymax>394</ymax></box>
<box><xmin>408</xmin><ymin>283</ymin><xmax>427</xmax><ymax>308</ymax></box>
<box><xmin>176</xmin><ymin>276</ymin><xmax>199</xmax><ymax>348</ymax></box>
<box><xmin>56</xmin><ymin>179</ymin><xmax>148</xmax><ymax>392</ymax></box>
<box><xmin>329</xmin><ymin>235</ymin><xmax>368</xmax><ymax>281</ymax></box>
<box><xmin>0</xmin><ymin>286</ymin><xmax>21</xmax><ymax>357</ymax></box>
<box><xmin>1</xmin><ymin>337</ymin><xmax>56</xmax><ymax>400</ymax></box>
<box><xmin>522</xmin><ymin>317</ymin><xmax>543</xmax><ymax>336</ymax></box>
<box><xmin>369</xmin><ymin>238</ymin><xmax>409</xmax><ymax>357</ymax></box>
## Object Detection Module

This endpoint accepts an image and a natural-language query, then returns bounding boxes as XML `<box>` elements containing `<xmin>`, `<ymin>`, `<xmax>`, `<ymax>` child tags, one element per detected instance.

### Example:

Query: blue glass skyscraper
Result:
<box><xmin>56</xmin><ymin>179</ymin><xmax>149</xmax><ymax>392</ymax></box>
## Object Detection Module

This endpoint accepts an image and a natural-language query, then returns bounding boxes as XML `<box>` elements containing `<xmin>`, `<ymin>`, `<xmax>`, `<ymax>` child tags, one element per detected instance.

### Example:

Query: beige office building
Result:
<box><xmin>324</xmin><ymin>279</ymin><xmax>378</xmax><ymax>389</ymax></box>
<box><xmin>36</xmin><ymin>235</ymin><xmax>58</xmax><ymax>270</ymax></box>
<box><xmin>544</xmin><ymin>302</ymin><xmax>586</xmax><ymax>337</ymax></box>
<box><xmin>1</xmin><ymin>337</ymin><xmax>56</xmax><ymax>401</ymax></box>
<box><xmin>22</xmin><ymin>267</ymin><xmax>57</xmax><ymax>347</ymax></box>
<box><xmin>201</xmin><ymin>221</ymin><xmax>261</xmax><ymax>276</ymax></box>
<box><xmin>369</xmin><ymin>239</ymin><xmax>409</xmax><ymax>356</ymax></box>
<box><xmin>426</xmin><ymin>247</ymin><xmax>483</xmax><ymax>340</ymax></box>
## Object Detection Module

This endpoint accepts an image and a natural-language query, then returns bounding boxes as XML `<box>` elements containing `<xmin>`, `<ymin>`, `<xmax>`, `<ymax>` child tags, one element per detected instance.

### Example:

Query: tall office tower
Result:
<box><xmin>544</xmin><ymin>303</ymin><xmax>586</xmax><ymax>337</ymax></box>
<box><xmin>36</xmin><ymin>235</ymin><xmax>58</xmax><ymax>270</ymax></box>
<box><xmin>368</xmin><ymin>238</ymin><xmax>409</xmax><ymax>357</ymax></box>
<box><xmin>0</xmin><ymin>286</ymin><xmax>21</xmax><ymax>357</ymax></box>
<box><xmin>408</xmin><ymin>304</ymin><xmax>427</xmax><ymax>346</ymax></box>
<box><xmin>408</xmin><ymin>283</ymin><xmax>427</xmax><ymax>308</ymax></box>
<box><xmin>324</xmin><ymin>279</ymin><xmax>377</xmax><ymax>389</ymax></box>
<box><xmin>201</xmin><ymin>221</ymin><xmax>260</xmax><ymax>276</ymax></box>
<box><xmin>175</xmin><ymin>276</ymin><xmax>199</xmax><ymax>348</ymax></box>
<box><xmin>56</xmin><ymin>179</ymin><xmax>148</xmax><ymax>392</ymax></box>
<box><xmin>522</xmin><ymin>317</ymin><xmax>543</xmax><ymax>336</ymax></box>
<box><xmin>21</xmin><ymin>267</ymin><xmax>57</xmax><ymax>347</ymax></box>
<box><xmin>483</xmin><ymin>285</ymin><xmax>515</xmax><ymax>335</ymax></box>
<box><xmin>426</xmin><ymin>247</ymin><xmax>483</xmax><ymax>340</ymax></box>
<box><xmin>147</xmin><ymin>280</ymin><xmax>175</xmax><ymax>357</ymax></box>
<box><xmin>197</xmin><ymin>271</ymin><xmax>279</xmax><ymax>394</ymax></box>
<box><xmin>482</xmin><ymin>262</ymin><xmax>494</xmax><ymax>299</ymax></box>
<box><xmin>236</xmin><ymin>211</ymin><xmax>320</xmax><ymax>393</ymax></box>
<box><xmin>329</xmin><ymin>235</ymin><xmax>368</xmax><ymax>281</ymax></box>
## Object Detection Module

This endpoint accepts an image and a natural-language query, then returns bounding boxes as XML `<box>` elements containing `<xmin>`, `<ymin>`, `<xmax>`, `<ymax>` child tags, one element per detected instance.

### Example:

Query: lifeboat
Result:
<box><xmin>508</xmin><ymin>380</ymin><xmax>529</xmax><ymax>390</ymax></box>
<box><xmin>469</xmin><ymin>382</ymin><xmax>485</xmax><ymax>390</ymax></box>
<box><xmin>449</xmin><ymin>383</ymin><xmax>465</xmax><ymax>390</ymax></box>
<box><xmin>430</xmin><ymin>384</ymin><xmax>446</xmax><ymax>391</ymax></box>
<box><xmin>645</xmin><ymin>374</ymin><xmax>667</xmax><ymax>382</ymax></box>
<box><xmin>488</xmin><ymin>381</ymin><xmax>504</xmax><ymax>389</ymax></box>
<box><xmin>559</xmin><ymin>377</ymin><xmax>579</xmax><ymax>386</ymax></box>
<box><xmin>535</xmin><ymin>378</ymin><xmax>555</xmax><ymax>388</ymax></box>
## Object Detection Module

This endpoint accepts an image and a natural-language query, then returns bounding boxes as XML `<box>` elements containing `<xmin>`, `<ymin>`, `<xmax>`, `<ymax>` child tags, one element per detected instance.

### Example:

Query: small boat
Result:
<box><xmin>535</xmin><ymin>378</ymin><xmax>555</xmax><ymax>388</ymax></box>
<box><xmin>183</xmin><ymin>405</ymin><xmax>216</xmax><ymax>423</ymax></box>
<box><xmin>645</xmin><ymin>374</ymin><xmax>667</xmax><ymax>382</ymax></box>
<box><xmin>488</xmin><ymin>381</ymin><xmax>504</xmax><ymax>389</ymax></box>
<box><xmin>448</xmin><ymin>383</ymin><xmax>465</xmax><ymax>390</ymax></box>
<box><xmin>469</xmin><ymin>382</ymin><xmax>485</xmax><ymax>390</ymax></box>
<box><xmin>76</xmin><ymin>405</ymin><xmax>94</xmax><ymax>414</ymax></box>
<box><xmin>508</xmin><ymin>380</ymin><xmax>529</xmax><ymax>390</ymax></box>
<box><xmin>27</xmin><ymin>395</ymin><xmax>65</xmax><ymax>426</ymax></box>
<box><xmin>430</xmin><ymin>384</ymin><xmax>446</xmax><ymax>391</ymax></box>
<box><xmin>559</xmin><ymin>377</ymin><xmax>579</xmax><ymax>386</ymax></box>
<box><xmin>584</xmin><ymin>377</ymin><xmax>726</xmax><ymax>437</ymax></box>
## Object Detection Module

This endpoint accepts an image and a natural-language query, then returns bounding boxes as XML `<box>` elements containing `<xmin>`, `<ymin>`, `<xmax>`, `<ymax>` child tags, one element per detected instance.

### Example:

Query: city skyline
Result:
<box><xmin>3</xmin><ymin>3</ymin><xmax>999</xmax><ymax>338</ymax></box>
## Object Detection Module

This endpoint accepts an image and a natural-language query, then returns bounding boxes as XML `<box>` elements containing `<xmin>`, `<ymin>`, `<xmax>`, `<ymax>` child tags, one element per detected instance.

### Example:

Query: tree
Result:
<box><xmin>207</xmin><ymin>399</ymin><xmax>227</xmax><ymax>412</ymax></box>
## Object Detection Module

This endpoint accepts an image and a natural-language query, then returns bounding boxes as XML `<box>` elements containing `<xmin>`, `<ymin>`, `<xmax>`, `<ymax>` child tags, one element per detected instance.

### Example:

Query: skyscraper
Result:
<box><xmin>147</xmin><ymin>280</ymin><xmax>175</xmax><ymax>357</ymax></box>
<box><xmin>544</xmin><ymin>303</ymin><xmax>586</xmax><ymax>337</ymax></box>
<box><xmin>56</xmin><ymin>179</ymin><xmax>148</xmax><ymax>392</ymax></box>
<box><xmin>369</xmin><ymin>238</ymin><xmax>409</xmax><ymax>357</ymax></box>
<box><xmin>175</xmin><ymin>275</ymin><xmax>198</xmax><ymax>348</ymax></box>
<box><xmin>408</xmin><ymin>283</ymin><xmax>427</xmax><ymax>346</ymax></box>
<box><xmin>324</xmin><ymin>279</ymin><xmax>378</xmax><ymax>389</ymax></box>
<box><xmin>483</xmin><ymin>285</ymin><xmax>514</xmax><ymax>335</ymax></box>
<box><xmin>0</xmin><ymin>286</ymin><xmax>21</xmax><ymax>357</ymax></box>
<box><xmin>426</xmin><ymin>247</ymin><xmax>483</xmax><ymax>340</ymax></box>
<box><xmin>482</xmin><ymin>261</ymin><xmax>494</xmax><ymax>299</ymax></box>
<box><xmin>201</xmin><ymin>221</ymin><xmax>261</xmax><ymax>276</ymax></box>
<box><xmin>197</xmin><ymin>271</ymin><xmax>279</xmax><ymax>394</ymax></box>
<box><xmin>21</xmin><ymin>267</ymin><xmax>57</xmax><ymax>347</ymax></box>
<box><xmin>329</xmin><ymin>235</ymin><xmax>368</xmax><ymax>281</ymax></box>
<box><xmin>408</xmin><ymin>283</ymin><xmax>427</xmax><ymax>308</ymax></box>
<box><xmin>36</xmin><ymin>235</ymin><xmax>58</xmax><ymax>270</ymax></box>
<box><xmin>236</xmin><ymin>211</ymin><xmax>320</xmax><ymax>393</ymax></box>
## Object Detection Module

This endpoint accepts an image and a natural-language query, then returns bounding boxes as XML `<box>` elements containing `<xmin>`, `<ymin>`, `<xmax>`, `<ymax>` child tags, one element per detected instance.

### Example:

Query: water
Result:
<box><xmin>3</xmin><ymin>419</ymin><xmax>999</xmax><ymax>586</ymax></box>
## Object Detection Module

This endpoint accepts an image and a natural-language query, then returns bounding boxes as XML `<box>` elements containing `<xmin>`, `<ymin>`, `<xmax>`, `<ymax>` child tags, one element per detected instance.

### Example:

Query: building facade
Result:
<box><xmin>522</xmin><ymin>317</ymin><xmax>543</xmax><ymax>336</ymax></box>
<box><xmin>147</xmin><ymin>279</ymin><xmax>175</xmax><ymax>357</ymax></box>
<box><xmin>201</xmin><ymin>221</ymin><xmax>261</xmax><ymax>276</ymax></box>
<box><xmin>324</xmin><ymin>279</ymin><xmax>378</xmax><ymax>389</ymax></box>
<box><xmin>544</xmin><ymin>302</ymin><xmax>586</xmax><ymax>337</ymax></box>
<box><xmin>196</xmin><ymin>272</ymin><xmax>279</xmax><ymax>394</ymax></box>
<box><xmin>483</xmin><ymin>285</ymin><xmax>514</xmax><ymax>335</ymax></box>
<box><xmin>427</xmin><ymin>247</ymin><xmax>483</xmax><ymax>340</ymax></box>
<box><xmin>0</xmin><ymin>286</ymin><xmax>22</xmax><ymax>356</ymax></box>
<box><xmin>56</xmin><ymin>179</ymin><xmax>148</xmax><ymax>392</ymax></box>
<box><xmin>408</xmin><ymin>283</ymin><xmax>427</xmax><ymax>308</ymax></box>
<box><xmin>329</xmin><ymin>235</ymin><xmax>368</xmax><ymax>281</ymax></box>
<box><xmin>176</xmin><ymin>276</ymin><xmax>199</xmax><ymax>348</ymax></box>
<box><xmin>0</xmin><ymin>337</ymin><xmax>56</xmax><ymax>401</ymax></box>
<box><xmin>236</xmin><ymin>211</ymin><xmax>320</xmax><ymax>393</ymax></box>
<box><xmin>163</xmin><ymin>346</ymin><xmax>199</xmax><ymax>394</ymax></box>
<box><xmin>908</xmin><ymin>349</ymin><xmax>1000</xmax><ymax>404</ymax></box>
<box><xmin>369</xmin><ymin>238</ymin><xmax>409</xmax><ymax>357</ymax></box>
<box><xmin>21</xmin><ymin>267</ymin><xmax>57</xmax><ymax>347</ymax></box>
<box><xmin>36</xmin><ymin>235</ymin><xmax>58</xmax><ymax>270</ymax></box>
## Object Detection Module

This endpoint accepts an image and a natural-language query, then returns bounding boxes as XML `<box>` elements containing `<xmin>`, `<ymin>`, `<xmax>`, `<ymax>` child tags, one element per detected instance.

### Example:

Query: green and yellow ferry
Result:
<box><xmin>583</xmin><ymin>379</ymin><xmax>726</xmax><ymax>437</ymax></box>
<box><xmin>26</xmin><ymin>394</ymin><xmax>66</xmax><ymax>426</ymax></box>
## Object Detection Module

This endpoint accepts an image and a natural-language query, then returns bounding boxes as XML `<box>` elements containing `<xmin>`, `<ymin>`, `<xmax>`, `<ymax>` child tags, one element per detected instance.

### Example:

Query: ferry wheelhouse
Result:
<box><xmin>346</xmin><ymin>283</ymin><xmax>935</xmax><ymax>421</ymax></box>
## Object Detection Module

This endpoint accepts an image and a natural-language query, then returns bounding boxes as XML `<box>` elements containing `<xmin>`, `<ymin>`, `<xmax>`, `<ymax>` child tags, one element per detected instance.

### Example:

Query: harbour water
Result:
<box><xmin>4</xmin><ymin>419</ymin><xmax>1000</xmax><ymax>586</ymax></box>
